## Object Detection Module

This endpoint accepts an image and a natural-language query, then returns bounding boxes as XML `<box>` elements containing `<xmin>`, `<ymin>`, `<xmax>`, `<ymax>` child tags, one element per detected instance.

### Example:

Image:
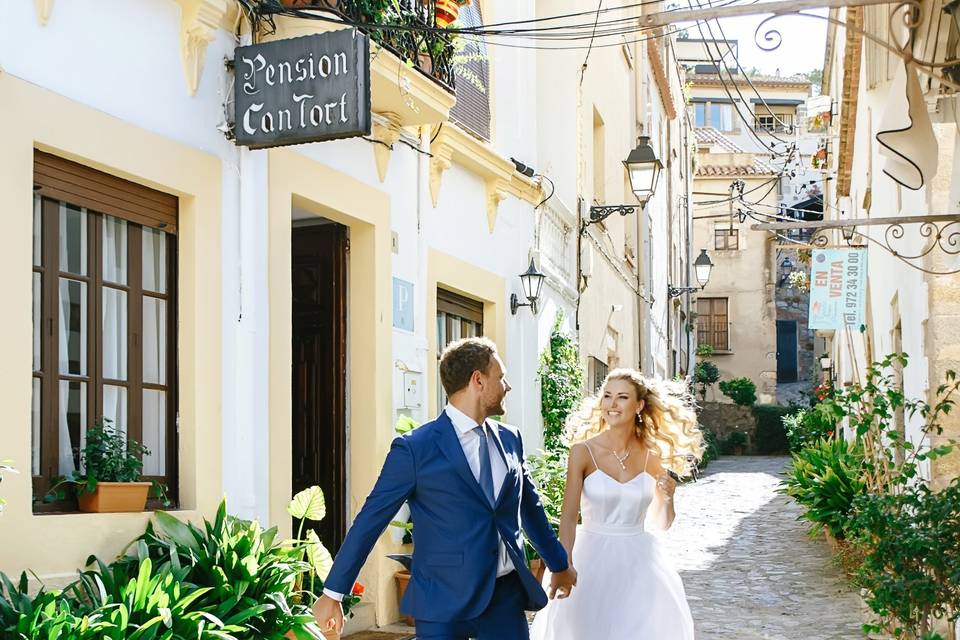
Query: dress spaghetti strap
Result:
<box><xmin>643</xmin><ymin>447</ymin><xmax>652</xmax><ymax>470</ymax></box>
<box><xmin>583</xmin><ymin>442</ymin><xmax>600</xmax><ymax>472</ymax></box>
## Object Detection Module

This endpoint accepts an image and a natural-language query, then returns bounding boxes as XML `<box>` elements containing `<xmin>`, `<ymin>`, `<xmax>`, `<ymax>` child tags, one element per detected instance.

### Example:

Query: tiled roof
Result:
<box><xmin>694</xmin><ymin>127</ymin><xmax>777</xmax><ymax>177</ymax></box>
<box><xmin>687</xmin><ymin>72</ymin><xmax>811</xmax><ymax>88</ymax></box>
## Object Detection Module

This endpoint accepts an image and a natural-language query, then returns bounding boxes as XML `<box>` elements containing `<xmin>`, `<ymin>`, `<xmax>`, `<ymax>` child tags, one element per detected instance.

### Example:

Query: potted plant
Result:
<box><xmin>723</xmin><ymin>431</ymin><xmax>749</xmax><ymax>456</ymax></box>
<box><xmin>46</xmin><ymin>418</ymin><xmax>164</xmax><ymax>513</ymax></box>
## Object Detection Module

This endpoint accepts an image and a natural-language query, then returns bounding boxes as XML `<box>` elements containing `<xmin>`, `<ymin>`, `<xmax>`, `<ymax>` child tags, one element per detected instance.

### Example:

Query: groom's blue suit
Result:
<box><xmin>323</xmin><ymin>410</ymin><xmax>569</xmax><ymax>633</ymax></box>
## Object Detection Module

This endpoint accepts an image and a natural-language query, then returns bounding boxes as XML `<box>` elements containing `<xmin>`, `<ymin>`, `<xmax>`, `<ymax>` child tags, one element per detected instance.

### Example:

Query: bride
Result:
<box><xmin>530</xmin><ymin>369</ymin><xmax>702</xmax><ymax>640</ymax></box>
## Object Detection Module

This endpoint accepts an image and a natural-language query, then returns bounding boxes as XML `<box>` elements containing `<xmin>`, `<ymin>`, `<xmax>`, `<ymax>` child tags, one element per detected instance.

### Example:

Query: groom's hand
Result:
<box><xmin>312</xmin><ymin>594</ymin><xmax>344</xmax><ymax>636</ymax></box>
<box><xmin>548</xmin><ymin>567</ymin><xmax>578</xmax><ymax>600</ymax></box>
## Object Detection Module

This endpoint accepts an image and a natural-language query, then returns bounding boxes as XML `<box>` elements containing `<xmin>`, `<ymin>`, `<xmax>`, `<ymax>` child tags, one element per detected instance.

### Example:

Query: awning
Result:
<box><xmin>787</xmin><ymin>196</ymin><xmax>824</xmax><ymax>221</ymax></box>
<box><xmin>876</xmin><ymin>61</ymin><xmax>938</xmax><ymax>190</ymax></box>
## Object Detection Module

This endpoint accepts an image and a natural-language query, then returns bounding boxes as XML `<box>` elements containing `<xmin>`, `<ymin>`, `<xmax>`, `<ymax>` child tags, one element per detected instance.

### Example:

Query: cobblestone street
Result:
<box><xmin>659</xmin><ymin>456</ymin><xmax>867</xmax><ymax>640</ymax></box>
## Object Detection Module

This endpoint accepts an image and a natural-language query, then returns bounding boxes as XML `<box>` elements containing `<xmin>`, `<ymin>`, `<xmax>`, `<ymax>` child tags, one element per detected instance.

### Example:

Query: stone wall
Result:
<box><xmin>699</xmin><ymin>401</ymin><xmax>758</xmax><ymax>449</ymax></box>
<box><xmin>775</xmin><ymin>248</ymin><xmax>816</xmax><ymax>404</ymax></box>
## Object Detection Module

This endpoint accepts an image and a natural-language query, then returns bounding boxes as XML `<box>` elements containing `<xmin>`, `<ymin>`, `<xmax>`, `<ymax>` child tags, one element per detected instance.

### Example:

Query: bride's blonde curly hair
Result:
<box><xmin>566</xmin><ymin>369</ymin><xmax>704</xmax><ymax>476</ymax></box>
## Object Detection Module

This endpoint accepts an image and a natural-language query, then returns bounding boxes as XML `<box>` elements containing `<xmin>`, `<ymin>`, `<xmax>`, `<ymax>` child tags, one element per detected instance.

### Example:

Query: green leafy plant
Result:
<box><xmin>718</xmin><ymin>377</ymin><xmax>757</xmax><ymax>406</ymax></box>
<box><xmin>525</xmin><ymin>449</ymin><xmax>568</xmax><ymax>561</ymax></box>
<box><xmin>850</xmin><ymin>479</ymin><xmax>960</xmax><ymax>640</ymax></box>
<box><xmin>46</xmin><ymin>418</ymin><xmax>167</xmax><ymax>505</ymax></box>
<box><xmin>539</xmin><ymin>313</ymin><xmax>583</xmax><ymax>452</ymax></box>
<box><xmin>779</xmin><ymin>437</ymin><xmax>865</xmax><ymax>540</ymax></box>
<box><xmin>693</xmin><ymin>361</ymin><xmax>720</xmax><ymax>401</ymax></box>
<box><xmin>752</xmin><ymin>405</ymin><xmax>795</xmax><ymax>454</ymax></box>
<box><xmin>720</xmin><ymin>431</ymin><xmax>748</xmax><ymax>455</ymax></box>
<box><xmin>697</xmin><ymin>429</ymin><xmax>721</xmax><ymax>470</ymax></box>
<box><xmin>394</xmin><ymin>414</ymin><xmax>420</xmax><ymax>436</ymax></box>
<box><xmin>783</xmin><ymin>404</ymin><xmax>839</xmax><ymax>453</ymax></box>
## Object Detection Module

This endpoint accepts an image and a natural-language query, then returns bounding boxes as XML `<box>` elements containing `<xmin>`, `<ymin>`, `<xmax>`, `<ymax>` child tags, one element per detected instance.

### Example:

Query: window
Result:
<box><xmin>436</xmin><ymin>289</ymin><xmax>483</xmax><ymax>409</ymax></box>
<box><xmin>697</xmin><ymin>298</ymin><xmax>729</xmax><ymax>351</ymax></box>
<box><xmin>694</xmin><ymin>103</ymin><xmax>706</xmax><ymax>128</ymax></box>
<box><xmin>710</xmin><ymin>103</ymin><xmax>734</xmax><ymax>131</ymax></box>
<box><xmin>714</xmin><ymin>228</ymin><xmax>739</xmax><ymax>250</ymax></box>
<box><xmin>449</xmin><ymin>2</ymin><xmax>490</xmax><ymax>140</ymax></box>
<box><xmin>755</xmin><ymin>113</ymin><xmax>795</xmax><ymax>134</ymax></box>
<box><xmin>589</xmin><ymin>357</ymin><xmax>609</xmax><ymax>393</ymax></box>
<box><xmin>32</xmin><ymin>152</ymin><xmax>178</xmax><ymax>510</ymax></box>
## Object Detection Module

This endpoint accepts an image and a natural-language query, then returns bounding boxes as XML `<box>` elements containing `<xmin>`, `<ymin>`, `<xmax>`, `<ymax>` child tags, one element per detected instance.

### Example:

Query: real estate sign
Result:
<box><xmin>808</xmin><ymin>249</ymin><xmax>867</xmax><ymax>330</ymax></box>
<box><xmin>234</xmin><ymin>29</ymin><xmax>371</xmax><ymax>149</ymax></box>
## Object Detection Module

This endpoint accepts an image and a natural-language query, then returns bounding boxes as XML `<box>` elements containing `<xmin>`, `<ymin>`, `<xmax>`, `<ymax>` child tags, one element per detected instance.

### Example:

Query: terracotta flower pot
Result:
<box><xmin>395</xmin><ymin>570</ymin><xmax>415</xmax><ymax>626</ymax></box>
<box><xmin>435</xmin><ymin>0</ymin><xmax>460</xmax><ymax>27</ymax></box>
<box><xmin>529</xmin><ymin>558</ymin><xmax>546</xmax><ymax>584</ymax></box>
<box><xmin>77</xmin><ymin>482</ymin><xmax>151</xmax><ymax>513</ymax></box>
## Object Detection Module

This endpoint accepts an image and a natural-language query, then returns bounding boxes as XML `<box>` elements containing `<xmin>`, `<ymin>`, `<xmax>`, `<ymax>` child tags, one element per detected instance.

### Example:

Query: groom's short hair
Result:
<box><xmin>439</xmin><ymin>337</ymin><xmax>498</xmax><ymax>395</ymax></box>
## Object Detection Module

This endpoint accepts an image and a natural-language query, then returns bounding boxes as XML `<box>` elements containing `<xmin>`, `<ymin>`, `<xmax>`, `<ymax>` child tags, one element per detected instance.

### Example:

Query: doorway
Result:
<box><xmin>776</xmin><ymin>320</ymin><xmax>798</xmax><ymax>383</ymax></box>
<box><xmin>292</xmin><ymin>222</ymin><xmax>347</xmax><ymax>552</ymax></box>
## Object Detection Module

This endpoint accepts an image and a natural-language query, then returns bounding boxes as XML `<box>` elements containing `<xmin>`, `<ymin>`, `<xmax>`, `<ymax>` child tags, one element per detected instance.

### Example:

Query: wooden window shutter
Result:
<box><xmin>437</xmin><ymin>289</ymin><xmax>484</xmax><ymax>324</ymax></box>
<box><xmin>33</xmin><ymin>150</ymin><xmax>178</xmax><ymax>234</ymax></box>
<box><xmin>449</xmin><ymin>3</ymin><xmax>491</xmax><ymax>141</ymax></box>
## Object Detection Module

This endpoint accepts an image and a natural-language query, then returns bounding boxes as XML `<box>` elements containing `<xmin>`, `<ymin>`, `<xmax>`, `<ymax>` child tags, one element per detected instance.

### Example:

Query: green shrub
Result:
<box><xmin>720</xmin><ymin>431</ymin><xmax>748</xmax><ymax>454</ymax></box>
<box><xmin>779</xmin><ymin>437</ymin><xmax>865</xmax><ymax>540</ymax></box>
<box><xmin>539</xmin><ymin>313</ymin><xmax>583</xmax><ymax>452</ymax></box>
<box><xmin>718</xmin><ymin>377</ymin><xmax>757</xmax><ymax>406</ymax></box>
<box><xmin>525</xmin><ymin>449</ymin><xmax>568</xmax><ymax>561</ymax></box>
<box><xmin>698</xmin><ymin>429</ymin><xmax>721</xmax><ymax>470</ymax></box>
<box><xmin>783</xmin><ymin>404</ymin><xmax>839</xmax><ymax>452</ymax></box>
<box><xmin>693</xmin><ymin>361</ymin><xmax>720</xmax><ymax>400</ymax></box>
<box><xmin>850</xmin><ymin>478</ymin><xmax>960</xmax><ymax>639</ymax></box>
<box><xmin>753</xmin><ymin>404</ymin><xmax>795</xmax><ymax>454</ymax></box>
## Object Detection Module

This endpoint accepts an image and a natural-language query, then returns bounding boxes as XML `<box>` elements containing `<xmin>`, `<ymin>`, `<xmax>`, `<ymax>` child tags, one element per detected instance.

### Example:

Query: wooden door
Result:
<box><xmin>292</xmin><ymin>223</ymin><xmax>347</xmax><ymax>552</ymax></box>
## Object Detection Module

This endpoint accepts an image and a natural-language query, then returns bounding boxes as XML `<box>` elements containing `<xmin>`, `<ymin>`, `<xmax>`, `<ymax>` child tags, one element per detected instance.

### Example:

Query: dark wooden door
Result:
<box><xmin>776</xmin><ymin>320</ymin><xmax>798</xmax><ymax>383</ymax></box>
<box><xmin>292</xmin><ymin>223</ymin><xmax>347</xmax><ymax>552</ymax></box>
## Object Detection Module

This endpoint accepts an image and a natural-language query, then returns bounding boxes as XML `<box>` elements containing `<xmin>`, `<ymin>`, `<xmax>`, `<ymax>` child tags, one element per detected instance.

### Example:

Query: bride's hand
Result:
<box><xmin>656</xmin><ymin>473</ymin><xmax>677</xmax><ymax>501</ymax></box>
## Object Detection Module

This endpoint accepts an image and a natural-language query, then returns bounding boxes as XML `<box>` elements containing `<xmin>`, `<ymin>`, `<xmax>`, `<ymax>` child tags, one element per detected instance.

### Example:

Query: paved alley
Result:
<box><xmin>659</xmin><ymin>456</ymin><xmax>868</xmax><ymax>640</ymax></box>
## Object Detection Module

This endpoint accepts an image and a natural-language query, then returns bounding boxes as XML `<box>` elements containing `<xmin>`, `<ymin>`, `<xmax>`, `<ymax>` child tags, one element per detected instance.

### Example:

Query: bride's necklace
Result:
<box><xmin>611</xmin><ymin>447</ymin><xmax>631</xmax><ymax>471</ymax></box>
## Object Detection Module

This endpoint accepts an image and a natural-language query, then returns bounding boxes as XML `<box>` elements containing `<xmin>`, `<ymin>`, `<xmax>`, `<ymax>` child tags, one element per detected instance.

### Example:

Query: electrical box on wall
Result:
<box><xmin>403</xmin><ymin>371</ymin><xmax>423</xmax><ymax>409</ymax></box>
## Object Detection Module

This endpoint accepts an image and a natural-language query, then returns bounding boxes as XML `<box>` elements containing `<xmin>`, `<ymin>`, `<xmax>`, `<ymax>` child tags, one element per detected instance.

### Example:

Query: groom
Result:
<box><xmin>313</xmin><ymin>337</ymin><xmax>577</xmax><ymax>639</ymax></box>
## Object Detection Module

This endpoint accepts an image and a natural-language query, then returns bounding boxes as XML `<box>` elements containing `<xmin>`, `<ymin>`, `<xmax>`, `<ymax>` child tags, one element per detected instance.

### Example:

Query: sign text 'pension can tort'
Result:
<box><xmin>234</xmin><ymin>29</ymin><xmax>371</xmax><ymax>149</ymax></box>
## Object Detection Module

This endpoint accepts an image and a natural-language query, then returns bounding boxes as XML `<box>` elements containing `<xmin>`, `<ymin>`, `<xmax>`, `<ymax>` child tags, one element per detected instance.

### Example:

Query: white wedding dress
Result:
<box><xmin>530</xmin><ymin>446</ymin><xmax>695</xmax><ymax>639</ymax></box>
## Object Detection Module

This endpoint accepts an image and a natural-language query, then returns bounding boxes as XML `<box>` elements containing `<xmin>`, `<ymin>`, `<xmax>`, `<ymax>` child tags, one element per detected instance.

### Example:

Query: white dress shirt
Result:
<box><xmin>444</xmin><ymin>403</ymin><xmax>515</xmax><ymax>578</ymax></box>
<box><xmin>322</xmin><ymin>405</ymin><xmax>514</xmax><ymax>602</ymax></box>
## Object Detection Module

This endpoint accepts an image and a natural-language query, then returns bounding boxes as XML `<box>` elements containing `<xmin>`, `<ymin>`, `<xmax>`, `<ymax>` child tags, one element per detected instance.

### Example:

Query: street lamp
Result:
<box><xmin>510</xmin><ymin>258</ymin><xmax>546</xmax><ymax>315</ymax></box>
<box><xmin>624</xmin><ymin>136</ymin><xmax>663</xmax><ymax>204</ymax></box>
<box><xmin>585</xmin><ymin>136</ymin><xmax>663</xmax><ymax>228</ymax></box>
<box><xmin>668</xmin><ymin>249</ymin><xmax>714</xmax><ymax>298</ymax></box>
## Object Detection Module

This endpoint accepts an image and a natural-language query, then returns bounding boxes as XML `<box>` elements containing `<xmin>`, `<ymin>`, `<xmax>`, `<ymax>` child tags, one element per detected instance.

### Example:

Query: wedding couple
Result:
<box><xmin>313</xmin><ymin>337</ymin><xmax>703</xmax><ymax>639</ymax></box>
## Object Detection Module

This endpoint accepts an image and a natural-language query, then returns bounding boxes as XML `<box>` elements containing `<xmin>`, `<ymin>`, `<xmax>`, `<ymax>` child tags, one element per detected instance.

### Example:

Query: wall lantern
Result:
<box><xmin>668</xmin><ymin>249</ymin><xmax>714</xmax><ymax>298</ymax></box>
<box><xmin>841</xmin><ymin>225</ymin><xmax>856</xmax><ymax>242</ymax></box>
<box><xmin>624</xmin><ymin>135</ymin><xmax>664</xmax><ymax>204</ymax></box>
<box><xmin>585</xmin><ymin>136</ymin><xmax>663</xmax><ymax>229</ymax></box>
<box><xmin>510</xmin><ymin>258</ymin><xmax>546</xmax><ymax>315</ymax></box>
<box><xmin>819</xmin><ymin>355</ymin><xmax>833</xmax><ymax>371</ymax></box>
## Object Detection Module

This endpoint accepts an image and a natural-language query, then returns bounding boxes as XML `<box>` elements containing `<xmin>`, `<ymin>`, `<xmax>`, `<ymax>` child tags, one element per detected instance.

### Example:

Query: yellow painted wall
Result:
<box><xmin>267</xmin><ymin>148</ymin><xmax>399</xmax><ymax>625</ymax></box>
<box><xmin>0</xmin><ymin>72</ymin><xmax>222</xmax><ymax>582</ymax></box>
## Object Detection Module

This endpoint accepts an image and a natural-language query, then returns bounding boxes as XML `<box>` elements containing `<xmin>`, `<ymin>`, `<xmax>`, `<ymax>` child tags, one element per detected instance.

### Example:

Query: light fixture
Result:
<box><xmin>585</xmin><ymin>136</ymin><xmax>664</xmax><ymax>230</ymax></box>
<box><xmin>781</xmin><ymin>256</ymin><xmax>795</xmax><ymax>271</ymax></box>
<box><xmin>510</xmin><ymin>157</ymin><xmax>536</xmax><ymax>178</ymax></box>
<box><xmin>668</xmin><ymin>249</ymin><xmax>714</xmax><ymax>298</ymax></box>
<box><xmin>624</xmin><ymin>135</ymin><xmax>663</xmax><ymax>203</ymax></box>
<box><xmin>819</xmin><ymin>355</ymin><xmax>833</xmax><ymax>371</ymax></box>
<box><xmin>510</xmin><ymin>258</ymin><xmax>546</xmax><ymax>315</ymax></box>
<box><xmin>841</xmin><ymin>225</ymin><xmax>856</xmax><ymax>242</ymax></box>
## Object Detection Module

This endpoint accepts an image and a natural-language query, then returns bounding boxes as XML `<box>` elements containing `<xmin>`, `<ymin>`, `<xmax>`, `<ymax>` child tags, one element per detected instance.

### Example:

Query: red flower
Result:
<box><xmin>351</xmin><ymin>582</ymin><xmax>365</xmax><ymax>596</ymax></box>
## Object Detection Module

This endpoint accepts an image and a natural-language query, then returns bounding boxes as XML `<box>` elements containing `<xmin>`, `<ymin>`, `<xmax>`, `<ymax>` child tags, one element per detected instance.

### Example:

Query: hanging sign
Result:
<box><xmin>234</xmin><ymin>29</ymin><xmax>371</xmax><ymax>149</ymax></box>
<box><xmin>808</xmin><ymin>249</ymin><xmax>868</xmax><ymax>330</ymax></box>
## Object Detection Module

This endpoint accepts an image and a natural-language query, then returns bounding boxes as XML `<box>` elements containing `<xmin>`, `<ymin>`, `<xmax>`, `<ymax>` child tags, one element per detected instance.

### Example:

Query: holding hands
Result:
<box><xmin>548</xmin><ymin>566</ymin><xmax>578</xmax><ymax>600</ymax></box>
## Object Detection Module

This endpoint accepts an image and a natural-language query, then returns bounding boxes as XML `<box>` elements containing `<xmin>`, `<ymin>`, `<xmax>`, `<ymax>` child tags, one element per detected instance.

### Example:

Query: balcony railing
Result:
<box><xmin>280</xmin><ymin>0</ymin><xmax>457</xmax><ymax>88</ymax></box>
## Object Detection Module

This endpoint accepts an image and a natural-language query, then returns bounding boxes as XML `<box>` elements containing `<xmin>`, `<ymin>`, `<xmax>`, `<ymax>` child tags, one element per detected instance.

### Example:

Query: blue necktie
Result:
<box><xmin>474</xmin><ymin>425</ymin><xmax>496</xmax><ymax>506</ymax></box>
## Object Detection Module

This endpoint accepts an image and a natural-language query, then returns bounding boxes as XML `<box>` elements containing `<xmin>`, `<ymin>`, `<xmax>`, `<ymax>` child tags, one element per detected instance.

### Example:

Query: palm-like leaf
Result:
<box><xmin>305</xmin><ymin>530</ymin><xmax>333</xmax><ymax>581</ymax></box>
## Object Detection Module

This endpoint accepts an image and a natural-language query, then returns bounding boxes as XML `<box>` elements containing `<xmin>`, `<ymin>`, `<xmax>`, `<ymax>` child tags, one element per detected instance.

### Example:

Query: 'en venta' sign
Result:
<box><xmin>234</xmin><ymin>29</ymin><xmax>371</xmax><ymax>149</ymax></box>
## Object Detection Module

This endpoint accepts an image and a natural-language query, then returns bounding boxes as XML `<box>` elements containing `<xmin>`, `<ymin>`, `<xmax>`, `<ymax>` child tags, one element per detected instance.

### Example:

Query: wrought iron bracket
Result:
<box><xmin>583</xmin><ymin>204</ymin><xmax>640</xmax><ymax>232</ymax></box>
<box><xmin>667</xmin><ymin>285</ymin><xmax>702</xmax><ymax>298</ymax></box>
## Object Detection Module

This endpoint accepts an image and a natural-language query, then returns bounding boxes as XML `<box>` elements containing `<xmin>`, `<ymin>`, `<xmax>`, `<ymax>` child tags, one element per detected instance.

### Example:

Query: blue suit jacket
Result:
<box><xmin>324</xmin><ymin>412</ymin><xmax>569</xmax><ymax>622</ymax></box>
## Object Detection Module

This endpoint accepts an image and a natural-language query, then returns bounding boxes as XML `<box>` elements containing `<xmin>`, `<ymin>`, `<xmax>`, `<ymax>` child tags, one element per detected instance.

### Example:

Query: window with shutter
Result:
<box><xmin>449</xmin><ymin>3</ymin><xmax>491</xmax><ymax>141</ymax></box>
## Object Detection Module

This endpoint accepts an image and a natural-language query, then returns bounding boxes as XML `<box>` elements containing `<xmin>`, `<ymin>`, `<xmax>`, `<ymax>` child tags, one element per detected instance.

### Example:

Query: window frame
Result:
<box><xmin>697</xmin><ymin>297</ymin><xmax>730</xmax><ymax>352</ymax></box>
<box><xmin>714</xmin><ymin>227</ymin><xmax>739</xmax><ymax>250</ymax></box>
<box><xmin>32</xmin><ymin>159</ymin><xmax>179</xmax><ymax>513</ymax></box>
<box><xmin>589</xmin><ymin>357</ymin><xmax>609</xmax><ymax>393</ymax></box>
<box><xmin>436</xmin><ymin>289</ymin><xmax>484</xmax><ymax>410</ymax></box>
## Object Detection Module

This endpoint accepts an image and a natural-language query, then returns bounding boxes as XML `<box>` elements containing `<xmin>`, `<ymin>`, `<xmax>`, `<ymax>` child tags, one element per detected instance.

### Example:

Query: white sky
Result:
<box><xmin>678</xmin><ymin>11</ymin><xmax>829</xmax><ymax>77</ymax></box>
